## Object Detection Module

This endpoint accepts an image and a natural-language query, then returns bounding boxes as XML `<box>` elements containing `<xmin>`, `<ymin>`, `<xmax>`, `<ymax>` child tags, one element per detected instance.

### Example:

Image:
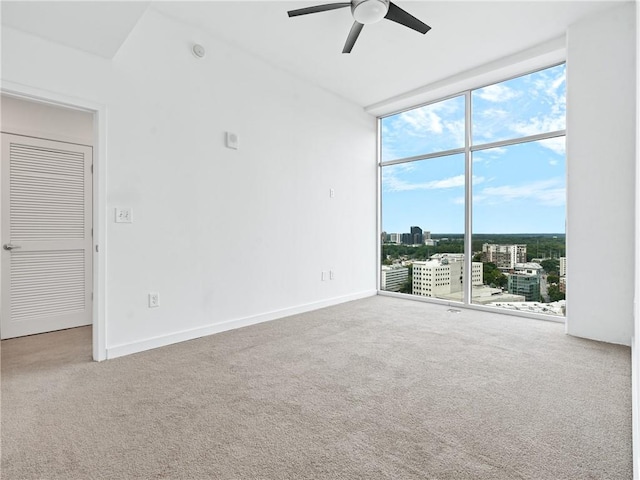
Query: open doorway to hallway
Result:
<box><xmin>1</xmin><ymin>95</ymin><xmax>94</xmax><ymax>344</ymax></box>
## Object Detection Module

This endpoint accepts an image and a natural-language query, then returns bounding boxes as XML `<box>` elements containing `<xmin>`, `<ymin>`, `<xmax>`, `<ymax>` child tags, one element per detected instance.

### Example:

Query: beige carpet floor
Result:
<box><xmin>1</xmin><ymin>295</ymin><xmax>633</xmax><ymax>479</ymax></box>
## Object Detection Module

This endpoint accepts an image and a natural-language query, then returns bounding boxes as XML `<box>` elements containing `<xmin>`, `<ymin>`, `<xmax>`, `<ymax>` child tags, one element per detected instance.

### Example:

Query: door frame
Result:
<box><xmin>2</xmin><ymin>81</ymin><xmax>107</xmax><ymax>361</ymax></box>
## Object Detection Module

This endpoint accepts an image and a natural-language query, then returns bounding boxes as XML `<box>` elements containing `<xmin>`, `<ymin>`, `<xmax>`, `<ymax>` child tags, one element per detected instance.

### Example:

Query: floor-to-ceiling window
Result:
<box><xmin>380</xmin><ymin>64</ymin><xmax>566</xmax><ymax>318</ymax></box>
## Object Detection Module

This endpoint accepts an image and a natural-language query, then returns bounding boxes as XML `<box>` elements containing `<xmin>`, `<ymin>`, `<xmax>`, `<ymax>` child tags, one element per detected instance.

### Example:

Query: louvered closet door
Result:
<box><xmin>1</xmin><ymin>133</ymin><xmax>92</xmax><ymax>339</ymax></box>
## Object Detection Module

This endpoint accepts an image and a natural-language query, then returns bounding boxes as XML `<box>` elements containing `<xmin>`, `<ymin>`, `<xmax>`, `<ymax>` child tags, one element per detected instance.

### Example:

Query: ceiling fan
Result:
<box><xmin>287</xmin><ymin>0</ymin><xmax>431</xmax><ymax>54</ymax></box>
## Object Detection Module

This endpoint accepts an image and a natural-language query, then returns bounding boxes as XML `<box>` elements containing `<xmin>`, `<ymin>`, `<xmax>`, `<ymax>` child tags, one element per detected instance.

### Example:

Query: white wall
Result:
<box><xmin>1</xmin><ymin>95</ymin><xmax>94</xmax><ymax>145</ymax></box>
<box><xmin>566</xmin><ymin>2</ymin><xmax>636</xmax><ymax>345</ymax></box>
<box><xmin>1</xmin><ymin>7</ymin><xmax>377</xmax><ymax>357</ymax></box>
<box><xmin>634</xmin><ymin>1</ymin><xmax>640</xmax><ymax>474</ymax></box>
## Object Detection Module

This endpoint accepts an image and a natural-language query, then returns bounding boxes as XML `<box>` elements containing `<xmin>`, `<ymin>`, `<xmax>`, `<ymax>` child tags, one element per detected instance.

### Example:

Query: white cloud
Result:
<box><xmin>473</xmin><ymin>66</ymin><xmax>566</xmax><ymax>153</ymax></box>
<box><xmin>383</xmin><ymin>66</ymin><xmax>566</xmax><ymax>161</ymax></box>
<box><xmin>549</xmin><ymin>159</ymin><xmax>558</xmax><ymax>166</ymax></box>
<box><xmin>394</xmin><ymin>104</ymin><xmax>464</xmax><ymax>143</ymax></box>
<box><xmin>384</xmin><ymin>174</ymin><xmax>465</xmax><ymax>192</ymax></box>
<box><xmin>445</xmin><ymin>119</ymin><xmax>465</xmax><ymax>147</ymax></box>
<box><xmin>390</xmin><ymin>162</ymin><xmax>415</xmax><ymax>173</ymax></box>
<box><xmin>479</xmin><ymin>108</ymin><xmax>508</xmax><ymax>118</ymax></box>
<box><xmin>511</xmin><ymin>68</ymin><xmax>566</xmax><ymax>153</ymax></box>
<box><xmin>540</xmin><ymin>137</ymin><xmax>566</xmax><ymax>155</ymax></box>
<box><xmin>534</xmin><ymin>70</ymin><xmax>565</xmax><ymax>100</ymax></box>
<box><xmin>476</xmin><ymin>84</ymin><xmax>520</xmax><ymax>103</ymax></box>
<box><xmin>476</xmin><ymin>178</ymin><xmax>565</xmax><ymax>206</ymax></box>
<box><xmin>384</xmin><ymin>173</ymin><xmax>486</xmax><ymax>192</ymax></box>
<box><xmin>384</xmin><ymin>98</ymin><xmax>465</xmax><ymax>153</ymax></box>
<box><xmin>512</xmin><ymin>116</ymin><xmax>565</xmax><ymax>139</ymax></box>
<box><xmin>473</xmin><ymin>147</ymin><xmax>506</xmax><ymax>165</ymax></box>
<box><xmin>399</xmin><ymin>107</ymin><xmax>444</xmax><ymax>134</ymax></box>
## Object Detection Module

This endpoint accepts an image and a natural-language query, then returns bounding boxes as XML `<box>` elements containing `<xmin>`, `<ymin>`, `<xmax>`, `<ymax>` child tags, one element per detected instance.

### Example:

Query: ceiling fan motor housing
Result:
<box><xmin>286</xmin><ymin>0</ymin><xmax>430</xmax><ymax>54</ymax></box>
<box><xmin>351</xmin><ymin>0</ymin><xmax>390</xmax><ymax>24</ymax></box>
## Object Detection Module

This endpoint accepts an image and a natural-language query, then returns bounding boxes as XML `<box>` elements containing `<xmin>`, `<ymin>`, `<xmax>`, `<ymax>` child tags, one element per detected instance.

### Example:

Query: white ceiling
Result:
<box><xmin>1</xmin><ymin>1</ymin><xmax>151</xmax><ymax>59</ymax></box>
<box><xmin>1</xmin><ymin>1</ymin><xmax>625</xmax><ymax>107</ymax></box>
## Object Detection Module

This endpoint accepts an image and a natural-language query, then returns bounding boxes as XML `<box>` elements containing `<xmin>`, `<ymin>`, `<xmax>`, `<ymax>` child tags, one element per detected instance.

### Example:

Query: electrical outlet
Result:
<box><xmin>329</xmin><ymin>188</ymin><xmax>335</xmax><ymax>198</ymax></box>
<box><xmin>330</xmin><ymin>270</ymin><xmax>335</xmax><ymax>280</ymax></box>
<box><xmin>115</xmin><ymin>207</ymin><xmax>133</xmax><ymax>223</ymax></box>
<box><xmin>321</xmin><ymin>271</ymin><xmax>327</xmax><ymax>281</ymax></box>
<box><xmin>148</xmin><ymin>292</ymin><xmax>160</xmax><ymax>308</ymax></box>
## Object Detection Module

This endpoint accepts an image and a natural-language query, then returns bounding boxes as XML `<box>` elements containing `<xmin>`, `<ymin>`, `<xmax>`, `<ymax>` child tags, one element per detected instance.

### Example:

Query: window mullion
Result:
<box><xmin>464</xmin><ymin>91</ymin><xmax>473</xmax><ymax>305</ymax></box>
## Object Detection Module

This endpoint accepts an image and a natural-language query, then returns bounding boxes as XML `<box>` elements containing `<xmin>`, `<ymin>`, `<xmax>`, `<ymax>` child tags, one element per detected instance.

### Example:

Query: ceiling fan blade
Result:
<box><xmin>287</xmin><ymin>2</ymin><xmax>351</xmax><ymax>17</ymax></box>
<box><xmin>342</xmin><ymin>21</ymin><xmax>364</xmax><ymax>53</ymax></box>
<box><xmin>384</xmin><ymin>2</ymin><xmax>431</xmax><ymax>34</ymax></box>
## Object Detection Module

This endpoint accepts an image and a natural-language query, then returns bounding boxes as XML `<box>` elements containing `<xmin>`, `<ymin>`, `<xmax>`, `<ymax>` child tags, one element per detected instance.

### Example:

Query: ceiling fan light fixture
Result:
<box><xmin>352</xmin><ymin>0</ymin><xmax>389</xmax><ymax>24</ymax></box>
<box><xmin>287</xmin><ymin>0</ymin><xmax>430</xmax><ymax>53</ymax></box>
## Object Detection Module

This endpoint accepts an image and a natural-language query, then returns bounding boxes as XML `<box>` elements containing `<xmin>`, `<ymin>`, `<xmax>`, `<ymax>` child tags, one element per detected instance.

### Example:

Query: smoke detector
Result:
<box><xmin>192</xmin><ymin>44</ymin><xmax>205</xmax><ymax>58</ymax></box>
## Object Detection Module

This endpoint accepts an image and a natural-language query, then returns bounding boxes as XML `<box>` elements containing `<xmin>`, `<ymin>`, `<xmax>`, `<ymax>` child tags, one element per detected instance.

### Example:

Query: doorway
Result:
<box><xmin>1</xmin><ymin>96</ymin><xmax>94</xmax><ymax>340</ymax></box>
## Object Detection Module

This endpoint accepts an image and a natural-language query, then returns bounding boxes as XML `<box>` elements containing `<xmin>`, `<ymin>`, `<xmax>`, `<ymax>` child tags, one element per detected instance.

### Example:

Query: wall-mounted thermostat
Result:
<box><xmin>225</xmin><ymin>131</ymin><xmax>239</xmax><ymax>150</ymax></box>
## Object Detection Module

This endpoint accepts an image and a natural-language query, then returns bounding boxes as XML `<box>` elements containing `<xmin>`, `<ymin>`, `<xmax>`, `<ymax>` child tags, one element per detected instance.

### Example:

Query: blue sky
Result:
<box><xmin>381</xmin><ymin>64</ymin><xmax>566</xmax><ymax>234</ymax></box>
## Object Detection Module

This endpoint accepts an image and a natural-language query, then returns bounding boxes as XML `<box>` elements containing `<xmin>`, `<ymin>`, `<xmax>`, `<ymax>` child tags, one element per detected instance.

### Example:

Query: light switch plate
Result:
<box><xmin>115</xmin><ymin>207</ymin><xmax>132</xmax><ymax>223</ymax></box>
<box><xmin>149</xmin><ymin>292</ymin><xmax>159</xmax><ymax>308</ymax></box>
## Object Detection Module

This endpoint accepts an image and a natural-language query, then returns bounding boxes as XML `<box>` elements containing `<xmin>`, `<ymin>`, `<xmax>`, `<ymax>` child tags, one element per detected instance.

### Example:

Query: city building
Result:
<box><xmin>513</xmin><ymin>262</ymin><xmax>544</xmax><ymax>273</ymax></box>
<box><xmin>438</xmin><ymin>285</ymin><xmax>525</xmax><ymax>304</ymax></box>
<box><xmin>482</xmin><ymin>243</ymin><xmax>527</xmax><ymax>270</ymax></box>
<box><xmin>410</xmin><ymin>226</ymin><xmax>423</xmax><ymax>245</ymax></box>
<box><xmin>413</xmin><ymin>254</ymin><xmax>482</xmax><ymax>298</ymax></box>
<box><xmin>508</xmin><ymin>269</ymin><xmax>541</xmax><ymax>302</ymax></box>
<box><xmin>388</xmin><ymin>233</ymin><xmax>402</xmax><ymax>244</ymax></box>
<box><xmin>559</xmin><ymin>276</ymin><xmax>567</xmax><ymax>294</ymax></box>
<box><xmin>381</xmin><ymin>265</ymin><xmax>409</xmax><ymax>292</ymax></box>
<box><xmin>469</xmin><ymin>286</ymin><xmax>526</xmax><ymax>305</ymax></box>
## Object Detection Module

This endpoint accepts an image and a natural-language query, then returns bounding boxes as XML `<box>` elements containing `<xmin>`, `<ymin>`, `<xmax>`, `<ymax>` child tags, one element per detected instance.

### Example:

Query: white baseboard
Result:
<box><xmin>106</xmin><ymin>290</ymin><xmax>377</xmax><ymax>359</ymax></box>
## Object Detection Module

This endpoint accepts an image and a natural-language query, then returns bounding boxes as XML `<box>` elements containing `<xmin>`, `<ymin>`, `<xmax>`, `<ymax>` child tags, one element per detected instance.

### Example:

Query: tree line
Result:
<box><xmin>382</xmin><ymin>234</ymin><xmax>566</xmax><ymax>302</ymax></box>
<box><xmin>382</xmin><ymin>234</ymin><xmax>566</xmax><ymax>263</ymax></box>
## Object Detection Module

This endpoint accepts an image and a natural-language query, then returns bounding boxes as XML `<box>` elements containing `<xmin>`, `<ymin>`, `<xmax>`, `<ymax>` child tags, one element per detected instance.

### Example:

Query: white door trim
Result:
<box><xmin>1</xmin><ymin>81</ymin><xmax>107</xmax><ymax>361</ymax></box>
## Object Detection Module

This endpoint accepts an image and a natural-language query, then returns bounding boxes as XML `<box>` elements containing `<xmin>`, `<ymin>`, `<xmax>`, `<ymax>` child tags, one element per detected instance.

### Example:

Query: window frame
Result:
<box><xmin>377</xmin><ymin>62</ymin><xmax>567</xmax><ymax>322</ymax></box>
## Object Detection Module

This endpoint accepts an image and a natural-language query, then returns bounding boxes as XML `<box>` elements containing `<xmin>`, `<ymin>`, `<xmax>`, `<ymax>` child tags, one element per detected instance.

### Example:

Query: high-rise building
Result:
<box><xmin>559</xmin><ymin>276</ymin><xmax>566</xmax><ymax>293</ymax></box>
<box><xmin>508</xmin><ymin>273</ymin><xmax>540</xmax><ymax>301</ymax></box>
<box><xmin>423</xmin><ymin>231</ymin><xmax>431</xmax><ymax>241</ymax></box>
<box><xmin>410</xmin><ymin>226</ymin><xmax>423</xmax><ymax>245</ymax></box>
<box><xmin>412</xmin><ymin>254</ymin><xmax>483</xmax><ymax>298</ymax></box>
<box><xmin>389</xmin><ymin>233</ymin><xmax>402</xmax><ymax>244</ymax></box>
<box><xmin>507</xmin><ymin>264</ymin><xmax>542</xmax><ymax>301</ymax></box>
<box><xmin>381</xmin><ymin>265</ymin><xmax>409</xmax><ymax>292</ymax></box>
<box><xmin>482</xmin><ymin>244</ymin><xmax>527</xmax><ymax>270</ymax></box>
<box><xmin>559</xmin><ymin>257</ymin><xmax>567</xmax><ymax>277</ymax></box>
<box><xmin>401</xmin><ymin>233</ymin><xmax>412</xmax><ymax>245</ymax></box>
